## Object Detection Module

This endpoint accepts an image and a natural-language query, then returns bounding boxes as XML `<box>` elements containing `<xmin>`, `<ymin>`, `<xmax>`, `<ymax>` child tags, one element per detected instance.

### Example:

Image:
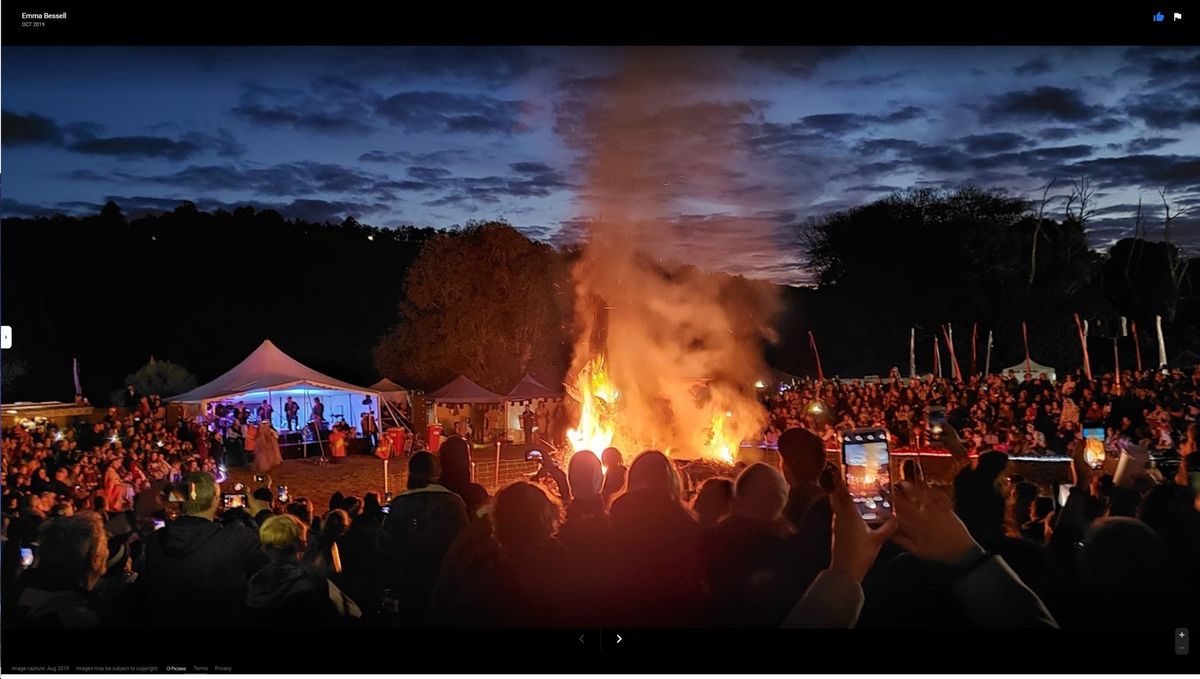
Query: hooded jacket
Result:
<box><xmin>141</xmin><ymin>515</ymin><xmax>267</xmax><ymax>628</ymax></box>
<box><xmin>245</xmin><ymin>561</ymin><xmax>349</xmax><ymax>627</ymax></box>
<box><xmin>383</xmin><ymin>484</ymin><xmax>469</xmax><ymax>619</ymax></box>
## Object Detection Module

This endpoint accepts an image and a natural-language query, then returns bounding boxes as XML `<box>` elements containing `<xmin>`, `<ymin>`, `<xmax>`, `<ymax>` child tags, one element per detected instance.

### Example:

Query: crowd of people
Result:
<box><xmin>2</xmin><ymin>369</ymin><xmax>1199</xmax><ymax>630</ymax></box>
<box><xmin>760</xmin><ymin>366</ymin><xmax>1200</xmax><ymax>460</ymax></box>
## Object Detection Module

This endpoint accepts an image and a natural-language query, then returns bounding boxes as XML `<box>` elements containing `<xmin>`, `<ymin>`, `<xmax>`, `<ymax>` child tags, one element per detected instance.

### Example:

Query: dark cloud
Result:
<box><xmin>67</xmin><ymin>136</ymin><xmax>203</xmax><ymax>161</ymax></box>
<box><xmin>232</xmin><ymin>82</ymin><xmax>376</xmax><ymax>135</ymax></box>
<box><xmin>980</xmin><ymin>86</ymin><xmax>1105</xmax><ymax>123</ymax></box>
<box><xmin>825</xmin><ymin>69</ymin><xmax>919</xmax><ymax>88</ymax></box>
<box><xmin>854</xmin><ymin>138</ymin><xmax>924</xmax><ymax>156</ymax></box>
<box><xmin>1064</xmin><ymin>154</ymin><xmax>1200</xmax><ymax>190</ymax></box>
<box><xmin>957</xmin><ymin>133</ymin><xmax>1032</xmax><ymax>154</ymax></box>
<box><xmin>1039</xmin><ymin>127</ymin><xmax>1078</xmax><ymax>141</ymax></box>
<box><xmin>407</xmin><ymin>166</ymin><xmax>452</xmax><ymax>182</ymax></box>
<box><xmin>1125</xmin><ymin>93</ymin><xmax>1200</xmax><ymax>129</ymax></box>
<box><xmin>358</xmin><ymin>149</ymin><xmax>477</xmax><ymax>164</ymax></box>
<box><xmin>375</xmin><ymin>91</ymin><xmax>533</xmax><ymax>135</ymax></box>
<box><xmin>0</xmin><ymin>198</ymin><xmax>60</xmax><ymax>217</ymax></box>
<box><xmin>4</xmin><ymin>110</ymin><xmax>243</xmax><ymax>160</ymax></box>
<box><xmin>420</xmin><ymin>164</ymin><xmax>571</xmax><ymax>208</ymax></box>
<box><xmin>91</xmin><ymin>161</ymin><xmax>405</xmax><ymax>201</ymax></box>
<box><xmin>845</xmin><ymin>184</ymin><xmax>902</xmax><ymax>193</ymax></box>
<box><xmin>1013</xmin><ymin>57</ymin><xmax>1053</xmax><ymax>76</ymax></box>
<box><xmin>736</xmin><ymin>47</ymin><xmax>854</xmax><ymax>78</ymax></box>
<box><xmin>798</xmin><ymin>106</ymin><xmax>924</xmax><ymax>134</ymax></box>
<box><xmin>1118</xmin><ymin>47</ymin><xmax>1200</xmax><ymax>86</ymax></box>
<box><xmin>3</xmin><ymin>110</ymin><xmax>63</xmax><ymax>146</ymax></box>
<box><xmin>1087</xmin><ymin>117</ymin><xmax>1129</xmax><ymax>133</ymax></box>
<box><xmin>1111</xmin><ymin>137</ymin><xmax>1180</xmax><ymax>153</ymax></box>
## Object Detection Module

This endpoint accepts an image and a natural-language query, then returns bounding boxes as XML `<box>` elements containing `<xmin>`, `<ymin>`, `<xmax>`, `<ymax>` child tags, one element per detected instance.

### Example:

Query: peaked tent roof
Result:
<box><xmin>506</xmin><ymin>374</ymin><xmax>562</xmax><ymax>400</ymax></box>
<box><xmin>370</xmin><ymin>378</ymin><xmax>408</xmax><ymax>392</ymax></box>
<box><xmin>168</xmin><ymin>340</ymin><xmax>379</xmax><ymax>404</ymax></box>
<box><xmin>428</xmin><ymin>375</ymin><xmax>502</xmax><ymax>404</ymax></box>
<box><xmin>1001</xmin><ymin>359</ymin><xmax>1056</xmax><ymax>381</ymax></box>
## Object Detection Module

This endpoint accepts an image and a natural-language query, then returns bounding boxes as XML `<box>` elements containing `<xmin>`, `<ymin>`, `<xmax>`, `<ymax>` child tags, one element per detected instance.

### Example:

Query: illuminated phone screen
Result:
<box><xmin>842</xmin><ymin>430</ymin><xmax>893</xmax><ymax>523</ymax></box>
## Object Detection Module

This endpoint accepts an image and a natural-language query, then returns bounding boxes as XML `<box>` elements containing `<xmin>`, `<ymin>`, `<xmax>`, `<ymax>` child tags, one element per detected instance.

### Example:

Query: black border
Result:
<box><xmin>2</xmin><ymin>627</ymin><xmax>1197</xmax><ymax>673</ymax></box>
<box><xmin>2</xmin><ymin>3</ymin><xmax>1197</xmax><ymax>45</ymax></box>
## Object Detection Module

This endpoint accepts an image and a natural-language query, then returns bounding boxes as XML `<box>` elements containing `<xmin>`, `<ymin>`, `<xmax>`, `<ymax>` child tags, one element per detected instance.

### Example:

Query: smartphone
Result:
<box><xmin>277</xmin><ymin>485</ymin><xmax>289</xmax><ymax>503</ymax></box>
<box><xmin>926</xmin><ymin>406</ymin><xmax>947</xmax><ymax>444</ymax></box>
<box><xmin>254</xmin><ymin>474</ymin><xmax>267</xmax><ymax>484</ymax></box>
<box><xmin>221</xmin><ymin>493</ymin><xmax>247</xmax><ymax>509</ymax></box>
<box><xmin>19</xmin><ymin>547</ymin><xmax>34</xmax><ymax>568</ymax></box>
<box><xmin>152</xmin><ymin>519</ymin><xmax>166</xmax><ymax>531</ymax></box>
<box><xmin>1082</xmin><ymin>427</ymin><xmax>1106</xmax><ymax>469</ymax></box>
<box><xmin>525</xmin><ymin>450</ymin><xmax>543</xmax><ymax>462</ymax></box>
<box><xmin>841</xmin><ymin>428</ymin><xmax>893</xmax><ymax>524</ymax></box>
<box><xmin>381</xmin><ymin>506</ymin><xmax>391</xmax><ymax>514</ymax></box>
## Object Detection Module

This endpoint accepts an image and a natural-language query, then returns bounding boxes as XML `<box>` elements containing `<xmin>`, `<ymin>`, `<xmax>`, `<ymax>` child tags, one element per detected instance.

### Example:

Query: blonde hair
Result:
<box><xmin>259</xmin><ymin>514</ymin><xmax>308</xmax><ymax>561</ymax></box>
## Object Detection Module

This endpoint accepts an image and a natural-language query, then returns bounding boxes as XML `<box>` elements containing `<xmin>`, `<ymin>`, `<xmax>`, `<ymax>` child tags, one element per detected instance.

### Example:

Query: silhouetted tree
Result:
<box><xmin>118</xmin><ymin>357</ymin><xmax>197</xmax><ymax>400</ymax></box>
<box><xmin>373</xmin><ymin>221</ymin><xmax>573</xmax><ymax>392</ymax></box>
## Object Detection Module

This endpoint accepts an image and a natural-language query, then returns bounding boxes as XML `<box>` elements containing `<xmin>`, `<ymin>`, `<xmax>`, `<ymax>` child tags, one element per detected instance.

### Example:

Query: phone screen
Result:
<box><xmin>19</xmin><ymin>547</ymin><xmax>34</xmax><ymax>568</ymax></box>
<box><xmin>842</xmin><ymin>429</ymin><xmax>892</xmax><ymax>524</ymax></box>
<box><xmin>1082</xmin><ymin>429</ymin><xmax>1106</xmax><ymax>468</ymax></box>
<box><xmin>1057</xmin><ymin>483</ymin><xmax>1074</xmax><ymax>508</ymax></box>
<box><xmin>222</xmin><ymin>493</ymin><xmax>247</xmax><ymax>509</ymax></box>
<box><xmin>926</xmin><ymin>407</ymin><xmax>947</xmax><ymax>443</ymax></box>
<box><xmin>277</xmin><ymin>486</ymin><xmax>289</xmax><ymax>503</ymax></box>
<box><xmin>152</xmin><ymin>519</ymin><xmax>166</xmax><ymax>531</ymax></box>
<box><xmin>254</xmin><ymin>474</ymin><xmax>267</xmax><ymax>483</ymax></box>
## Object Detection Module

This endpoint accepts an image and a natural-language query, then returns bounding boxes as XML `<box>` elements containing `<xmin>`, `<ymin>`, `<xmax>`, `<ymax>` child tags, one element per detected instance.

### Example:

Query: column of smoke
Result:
<box><xmin>568</xmin><ymin>49</ymin><xmax>781</xmax><ymax>458</ymax></box>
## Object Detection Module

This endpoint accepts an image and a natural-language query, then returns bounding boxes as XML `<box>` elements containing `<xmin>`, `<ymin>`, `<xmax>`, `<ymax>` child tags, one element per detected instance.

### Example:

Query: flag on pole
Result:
<box><xmin>984</xmin><ymin>330</ymin><xmax>993</xmax><ymax>376</ymax></box>
<box><xmin>934</xmin><ymin>336</ymin><xmax>942</xmax><ymax>378</ymax></box>
<box><xmin>1022</xmin><ymin>321</ymin><xmax>1032</xmax><ymax>377</ymax></box>
<box><xmin>1074</xmin><ymin>313</ymin><xmax>1092</xmax><ymax>380</ymax></box>
<box><xmin>941</xmin><ymin>324</ymin><xmax>962</xmax><ymax>381</ymax></box>
<box><xmin>1132</xmin><ymin>321</ymin><xmax>1143</xmax><ymax>372</ymax></box>
<box><xmin>1113</xmin><ymin>338</ymin><xmax>1121</xmax><ymax>391</ymax></box>
<box><xmin>808</xmin><ymin>331</ymin><xmax>825</xmax><ymax>381</ymax></box>
<box><xmin>1156</xmin><ymin>315</ymin><xmax>1167</xmax><ymax>368</ymax></box>
<box><xmin>909</xmin><ymin>328</ymin><xmax>916</xmax><ymax>379</ymax></box>
<box><xmin>73</xmin><ymin>358</ymin><xmax>83</xmax><ymax>397</ymax></box>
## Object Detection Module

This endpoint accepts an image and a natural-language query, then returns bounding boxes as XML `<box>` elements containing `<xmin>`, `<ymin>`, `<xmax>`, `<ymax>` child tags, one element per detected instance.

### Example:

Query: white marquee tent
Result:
<box><xmin>169</xmin><ymin>340</ymin><xmax>388</xmax><ymax>432</ymax></box>
<box><xmin>1001</xmin><ymin>359</ymin><xmax>1057</xmax><ymax>383</ymax></box>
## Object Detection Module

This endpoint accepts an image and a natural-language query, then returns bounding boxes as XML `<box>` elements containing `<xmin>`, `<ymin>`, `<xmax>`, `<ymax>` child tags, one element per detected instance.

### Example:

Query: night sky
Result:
<box><xmin>3</xmin><ymin>46</ymin><xmax>1198</xmax><ymax>285</ymax></box>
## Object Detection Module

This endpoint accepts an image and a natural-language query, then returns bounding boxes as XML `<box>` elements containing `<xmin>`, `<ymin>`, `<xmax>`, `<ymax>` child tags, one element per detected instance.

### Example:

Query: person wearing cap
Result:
<box><xmin>141</xmin><ymin>472</ymin><xmax>266</xmax><ymax>628</ymax></box>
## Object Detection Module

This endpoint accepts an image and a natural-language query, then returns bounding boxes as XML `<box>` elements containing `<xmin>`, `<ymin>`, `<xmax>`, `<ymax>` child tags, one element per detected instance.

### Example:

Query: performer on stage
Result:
<box><xmin>257</xmin><ymin>399</ymin><xmax>274</xmax><ymax>426</ymax></box>
<box><xmin>254</xmin><ymin>420</ymin><xmax>283</xmax><ymax>473</ymax></box>
<box><xmin>312</xmin><ymin>397</ymin><xmax>326</xmax><ymax>431</ymax></box>
<box><xmin>284</xmin><ymin>396</ymin><xmax>300</xmax><ymax>431</ymax></box>
<box><xmin>360</xmin><ymin>410</ymin><xmax>379</xmax><ymax>448</ymax></box>
<box><xmin>329</xmin><ymin>420</ymin><xmax>350</xmax><ymax>463</ymax></box>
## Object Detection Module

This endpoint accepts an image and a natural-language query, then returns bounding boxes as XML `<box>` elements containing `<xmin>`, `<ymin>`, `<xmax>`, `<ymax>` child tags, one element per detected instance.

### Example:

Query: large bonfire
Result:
<box><xmin>560</xmin><ymin>49</ymin><xmax>782</xmax><ymax>463</ymax></box>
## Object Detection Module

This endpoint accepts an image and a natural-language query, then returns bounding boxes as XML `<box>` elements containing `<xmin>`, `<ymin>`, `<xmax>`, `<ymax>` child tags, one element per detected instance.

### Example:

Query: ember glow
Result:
<box><xmin>566</xmin><ymin>355</ymin><xmax>619</xmax><ymax>460</ymax></box>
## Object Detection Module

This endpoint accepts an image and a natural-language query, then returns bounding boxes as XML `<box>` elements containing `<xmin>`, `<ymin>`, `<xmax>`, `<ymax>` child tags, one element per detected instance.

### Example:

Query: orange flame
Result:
<box><xmin>566</xmin><ymin>356</ymin><xmax>619</xmax><ymax>460</ymax></box>
<box><xmin>706</xmin><ymin>413</ymin><xmax>736</xmax><ymax>464</ymax></box>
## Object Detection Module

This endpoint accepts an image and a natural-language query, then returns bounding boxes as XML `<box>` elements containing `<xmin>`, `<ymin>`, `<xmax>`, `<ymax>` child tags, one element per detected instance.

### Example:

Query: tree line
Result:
<box><xmin>2</xmin><ymin>187</ymin><xmax>1196</xmax><ymax>404</ymax></box>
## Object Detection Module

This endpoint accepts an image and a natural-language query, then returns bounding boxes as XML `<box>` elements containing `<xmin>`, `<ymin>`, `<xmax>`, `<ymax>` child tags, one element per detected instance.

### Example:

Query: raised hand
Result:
<box><xmin>891</xmin><ymin>480</ymin><xmax>981</xmax><ymax>564</ymax></box>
